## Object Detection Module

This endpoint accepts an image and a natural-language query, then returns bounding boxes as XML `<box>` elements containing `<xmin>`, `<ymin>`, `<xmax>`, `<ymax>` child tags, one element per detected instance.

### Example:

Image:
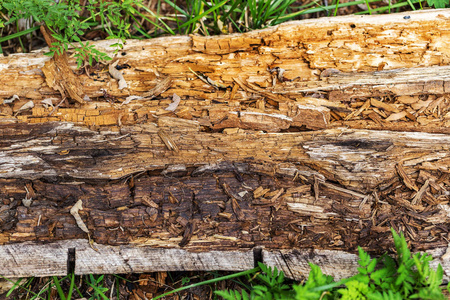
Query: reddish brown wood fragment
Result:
<box><xmin>231</xmin><ymin>198</ymin><xmax>245</xmax><ymax>221</ymax></box>
<box><xmin>396</xmin><ymin>163</ymin><xmax>419</xmax><ymax>192</ymax></box>
<box><xmin>179</xmin><ymin>220</ymin><xmax>195</xmax><ymax>247</ymax></box>
<box><xmin>370</xmin><ymin>98</ymin><xmax>399</xmax><ymax>113</ymax></box>
<box><xmin>345</xmin><ymin>99</ymin><xmax>370</xmax><ymax>121</ymax></box>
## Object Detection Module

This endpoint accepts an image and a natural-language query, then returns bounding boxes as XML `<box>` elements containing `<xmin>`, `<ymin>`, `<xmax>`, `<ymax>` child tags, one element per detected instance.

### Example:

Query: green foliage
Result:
<box><xmin>214</xmin><ymin>229</ymin><xmax>449</xmax><ymax>300</ymax></box>
<box><xmin>426</xmin><ymin>0</ymin><xmax>449</xmax><ymax>8</ymax></box>
<box><xmin>1</xmin><ymin>273</ymin><xmax>116</xmax><ymax>300</ymax></box>
<box><xmin>214</xmin><ymin>262</ymin><xmax>294</xmax><ymax>300</ymax></box>
<box><xmin>293</xmin><ymin>263</ymin><xmax>335</xmax><ymax>299</ymax></box>
<box><xmin>1</xmin><ymin>0</ymin><xmax>139</xmax><ymax>66</ymax></box>
<box><xmin>86</xmin><ymin>274</ymin><xmax>109</xmax><ymax>300</ymax></box>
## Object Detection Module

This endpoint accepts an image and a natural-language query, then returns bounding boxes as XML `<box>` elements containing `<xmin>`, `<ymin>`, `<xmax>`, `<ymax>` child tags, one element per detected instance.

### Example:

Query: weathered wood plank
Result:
<box><xmin>1</xmin><ymin>240</ymin><xmax>449</xmax><ymax>281</ymax></box>
<box><xmin>0</xmin><ymin>239</ymin><xmax>254</xmax><ymax>277</ymax></box>
<box><xmin>263</xmin><ymin>247</ymin><xmax>450</xmax><ymax>281</ymax></box>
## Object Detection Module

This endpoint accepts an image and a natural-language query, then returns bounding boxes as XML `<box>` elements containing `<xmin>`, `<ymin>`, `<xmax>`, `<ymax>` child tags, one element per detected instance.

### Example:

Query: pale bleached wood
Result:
<box><xmin>0</xmin><ymin>239</ymin><xmax>253</xmax><ymax>277</ymax></box>
<box><xmin>1</xmin><ymin>239</ymin><xmax>449</xmax><ymax>280</ymax></box>
<box><xmin>263</xmin><ymin>247</ymin><xmax>450</xmax><ymax>281</ymax></box>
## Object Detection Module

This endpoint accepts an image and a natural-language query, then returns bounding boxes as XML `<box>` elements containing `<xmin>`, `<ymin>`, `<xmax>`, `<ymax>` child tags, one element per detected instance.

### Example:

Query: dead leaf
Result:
<box><xmin>165</xmin><ymin>93</ymin><xmax>181</xmax><ymax>112</ymax></box>
<box><xmin>70</xmin><ymin>199</ymin><xmax>89</xmax><ymax>233</ymax></box>
<box><xmin>41</xmin><ymin>98</ymin><xmax>56</xmax><ymax>109</ymax></box>
<box><xmin>3</xmin><ymin>95</ymin><xmax>19</xmax><ymax>104</ymax></box>
<box><xmin>109</xmin><ymin>61</ymin><xmax>128</xmax><ymax>90</ymax></box>
<box><xmin>14</xmin><ymin>100</ymin><xmax>34</xmax><ymax>116</ymax></box>
<box><xmin>121</xmin><ymin>95</ymin><xmax>143</xmax><ymax>106</ymax></box>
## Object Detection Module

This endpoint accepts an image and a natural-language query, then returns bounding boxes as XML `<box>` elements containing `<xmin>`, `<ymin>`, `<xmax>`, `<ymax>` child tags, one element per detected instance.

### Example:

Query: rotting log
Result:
<box><xmin>1</xmin><ymin>9</ymin><xmax>450</xmax><ymax>279</ymax></box>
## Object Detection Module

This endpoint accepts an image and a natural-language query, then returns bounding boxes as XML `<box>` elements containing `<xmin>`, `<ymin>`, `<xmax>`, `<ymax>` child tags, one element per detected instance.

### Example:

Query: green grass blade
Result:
<box><xmin>0</xmin><ymin>25</ymin><xmax>41</xmax><ymax>43</ymax></box>
<box><xmin>5</xmin><ymin>278</ymin><xmax>24</xmax><ymax>297</ymax></box>
<box><xmin>1</xmin><ymin>276</ymin><xmax>45</xmax><ymax>300</ymax></box>
<box><xmin>135</xmin><ymin>4</ymin><xmax>176</xmax><ymax>35</ymax></box>
<box><xmin>354</xmin><ymin>0</ymin><xmax>421</xmax><ymax>14</ymax></box>
<box><xmin>180</xmin><ymin>0</ymin><xmax>228</xmax><ymax>30</ymax></box>
<box><xmin>222</xmin><ymin>0</ymin><xmax>244</xmax><ymax>20</ymax></box>
<box><xmin>406</xmin><ymin>0</ymin><xmax>417</xmax><ymax>10</ymax></box>
<box><xmin>365</xmin><ymin>0</ymin><xmax>373</xmax><ymax>14</ymax></box>
<box><xmin>162</xmin><ymin>0</ymin><xmax>188</xmax><ymax>16</ymax></box>
<box><xmin>66</xmin><ymin>273</ymin><xmax>75</xmax><ymax>300</ymax></box>
<box><xmin>334</xmin><ymin>0</ymin><xmax>340</xmax><ymax>16</ymax></box>
<box><xmin>52</xmin><ymin>276</ymin><xmax>67</xmax><ymax>300</ymax></box>
<box><xmin>152</xmin><ymin>266</ymin><xmax>260</xmax><ymax>300</ymax></box>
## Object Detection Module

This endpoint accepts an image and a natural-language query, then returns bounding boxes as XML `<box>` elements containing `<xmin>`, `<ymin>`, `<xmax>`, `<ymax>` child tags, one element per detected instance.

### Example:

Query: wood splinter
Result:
<box><xmin>40</xmin><ymin>26</ymin><xmax>87</xmax><ymax>104</ymax></box>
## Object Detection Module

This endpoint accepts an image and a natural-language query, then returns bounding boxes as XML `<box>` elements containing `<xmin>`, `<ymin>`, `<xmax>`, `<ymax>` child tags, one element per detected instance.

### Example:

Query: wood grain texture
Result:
<box><xmin>1</xmin><ymin>122</ymin><xmax>449</xmax><ymax>190</ymax></box>
<box><xmin>1</xmin><ymin>10</ymin><xmax>450</xmax><ymax>133</ymax></box>
<box><xmin>1</xmin><ymin>9</ymin><xmax>450</xmax><ymax>279</ymax></box>
<box><xmin>1</xmin><ymin>240</ymin><xmax>449</xmax><ymax>281</ymax></box>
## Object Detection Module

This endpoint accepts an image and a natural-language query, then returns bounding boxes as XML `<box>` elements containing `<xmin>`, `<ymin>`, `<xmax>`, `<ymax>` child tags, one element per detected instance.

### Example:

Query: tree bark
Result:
<box><xmin>1</xmin><ymin>9</ymin><xmax>450</xmax><ymax>279</ymax></box>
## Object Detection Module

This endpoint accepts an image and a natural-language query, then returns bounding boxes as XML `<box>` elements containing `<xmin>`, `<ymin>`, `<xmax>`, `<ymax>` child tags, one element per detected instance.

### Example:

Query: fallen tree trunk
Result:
<box><xmin>1</xmin><ymin>9</ymin><xmax>450</xmax><ymax>280</ymax></box>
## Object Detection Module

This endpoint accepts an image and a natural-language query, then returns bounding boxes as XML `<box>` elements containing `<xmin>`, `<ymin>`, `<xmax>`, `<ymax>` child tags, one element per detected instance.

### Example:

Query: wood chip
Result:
<box><xmin>222</xmin><ymin>183</ymin><xmax>244</xmax><ymax>201</ymax></box>
<box><xmin>179</xmin><ymin>220</ymin><xmax>195</xmax><ymax>247</ymax></box>
<box><xmin>397</xmin><ymin>95</ymin><xmax>419</xmax><ymax>104</ymax></box>
<box><xmin>367</xmin><ymin>111</ymin><xmax>384</xmax><ymax>125</ymax></box>
<box><xmin>320</xmin><ymin>181</ymin><xmax>366</xmax><ymax>199</ymax></box>
<box><xmin>157</xmin><ymin>129</ymin><xmax>179</xmax><ymax>152</ymax></box>
<box><xmin>142</xmin><ymin>77</ymin><xmax>173</xmax><ymax>99</ymax></box>
<box><xmin>285</xmin><ymin>185</ymin><xmax>310</xmax><ymax>196</ymax></box>
<box><xmin>411</xmin><ymin>179</ymin><xmax>429</xmax><ymax>205</ymax></box>
<box><xmin>396</xmin><ymin>163</ymin><xmax>419</xmax><ymax>191</ymax></box>
<box><xmin>345</xmin><ymin>99</ymin><xmax>370</xmax><ymax>120</ymax></box>
<box><xmin>269</xmin><ymin>188</ymin><xmax>284</xmax><ymax>202</ymax></box>
<box><xmin>385</xmin><ymin>111</ymin><xmax>407</xmax><ymax>121</ymax></box>
<box><xmin>370</xmin><ymin>98</ymin><xmax>399</xmax><ymax>112</ymax></box>
<box><xmin>231</xmin><ymin>198</ymin><xmax>245</xmax><ymax>221</ymax></box>
<box><xmin>253</xmin><ymin>186</ymin><xmax>270</xmax><ymax>198</ymax></box>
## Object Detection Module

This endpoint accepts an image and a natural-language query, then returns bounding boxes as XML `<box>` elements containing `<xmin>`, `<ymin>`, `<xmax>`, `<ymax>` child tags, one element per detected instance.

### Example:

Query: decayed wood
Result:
<box><xmin>1</xmin><ymin>10</ymin><xmax>450</xmax><ymax>133</ymax></box>
<box><xmin>1</xmin><ymin>122</ymin><xmax>450</xmax><ymax>190</ymax></box>
<box><xmin>1</xmin><ymin>122</ymin><xmax>450</xmax><ymax>278</ymax></box>
<box><xmin>1</xmin><ymin>9</ymin><xmax>450</xmax><ymax>279</ymax></box>
<box><xmin>39</xmin><ymin>26</ymin><xmax>87</xmax><ymax>104</ymax></box>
